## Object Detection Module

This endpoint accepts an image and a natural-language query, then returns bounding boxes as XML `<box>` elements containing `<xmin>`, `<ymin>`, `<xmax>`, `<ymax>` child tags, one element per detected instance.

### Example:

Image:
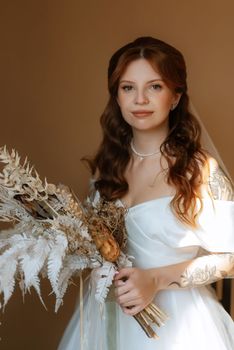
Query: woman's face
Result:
<box><xmin>117</xmin><ymin>58</ymin><xmax>181</xmax><ymax>133</ymax></box>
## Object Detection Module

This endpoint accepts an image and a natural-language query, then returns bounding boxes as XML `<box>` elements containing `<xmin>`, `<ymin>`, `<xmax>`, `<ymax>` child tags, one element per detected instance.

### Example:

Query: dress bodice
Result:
<box><xmin>117</xmin><ymin>196</ymin><xmax>234</xmax><ymax>269</ymax></box>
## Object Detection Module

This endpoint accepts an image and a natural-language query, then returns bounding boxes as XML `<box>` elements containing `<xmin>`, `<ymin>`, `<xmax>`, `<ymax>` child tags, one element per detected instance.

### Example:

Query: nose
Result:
<box><xmin>134</xmin><ymin>88</ymin><xmax>149</xmax><ymax>104</ymax></box>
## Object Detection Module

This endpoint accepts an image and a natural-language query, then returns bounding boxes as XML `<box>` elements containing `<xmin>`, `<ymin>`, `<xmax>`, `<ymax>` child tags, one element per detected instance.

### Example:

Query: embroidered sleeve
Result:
<box><xmin>179</xmin><ymin>253</ymin><xmax>234</xmax><ymax>288</ymax></box>
<box><xmin>168</xmin><ymin>253</ymin><xmax>234</xmax><ymax>289</ymax></box>
<box><xmin>208</xmin><ymin>163</ymin><xmax>233</xmax><ymax>201</ymax></box>
<box><xmin>168</xmin><ymin>160</ymin><xmax>234</xmax><ymax>289</ymax></box>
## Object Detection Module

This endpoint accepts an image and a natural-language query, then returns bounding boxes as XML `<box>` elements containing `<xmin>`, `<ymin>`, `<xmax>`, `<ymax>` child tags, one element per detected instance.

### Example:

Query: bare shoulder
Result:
<box><xmin>202</xmin><ymin>155</ymin><xmax>233</xmax><ymax>200</ymax></box>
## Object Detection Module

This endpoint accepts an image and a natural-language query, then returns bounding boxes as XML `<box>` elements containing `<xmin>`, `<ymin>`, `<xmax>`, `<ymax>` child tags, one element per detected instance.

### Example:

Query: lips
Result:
<box><xmin>132</xmin><ymin>110</ymin><xmax>154</xmax><ymax>117</ymax></box>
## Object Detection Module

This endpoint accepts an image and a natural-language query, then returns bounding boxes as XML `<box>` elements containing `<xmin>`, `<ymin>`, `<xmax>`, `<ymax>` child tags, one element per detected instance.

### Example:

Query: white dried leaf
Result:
<box><xmin>0</xmin><ymin>236</ymin><xmax>32</xmax><ymax>307</ymax></box>
<box><xmin>54</xmin><ymin>254</ymin><xmax>90</xmax><ymax>312</ymax></box>
<box><xmin>93</xmin><ymin>262</ymin><xmax>116</xmax><ymax>304</ymax></box>
<box><xmin>20</xmin><ymin>236</ymin><xmax>50</xmax><ymax>291</ymax></box>
<box><xmin>47</xmin><ymin>234</ymin><xmax>68</xmax><ymax>296</ymax></box>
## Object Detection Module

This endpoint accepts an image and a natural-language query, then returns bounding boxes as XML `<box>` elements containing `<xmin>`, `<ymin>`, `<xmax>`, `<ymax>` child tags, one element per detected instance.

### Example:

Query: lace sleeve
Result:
<box><xmin>208</xmin><ymin>163</ymin><xmax>233</xmax><ymax>201</ymax></box>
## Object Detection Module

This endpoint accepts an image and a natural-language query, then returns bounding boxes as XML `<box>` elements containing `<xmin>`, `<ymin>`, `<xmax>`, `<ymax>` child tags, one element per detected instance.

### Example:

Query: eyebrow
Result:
<box><xmin>119</xmin><ymin>79</ymin><xmax>163</xmax><ymax>83</ymax></box>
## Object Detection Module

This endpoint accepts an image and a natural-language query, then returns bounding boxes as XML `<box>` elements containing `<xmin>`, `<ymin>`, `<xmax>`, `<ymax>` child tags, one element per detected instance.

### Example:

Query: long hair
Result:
<box><xmin>85</xmin><ymin>36</ymin><xmax>208</xmax><ymax>227</ymax></box>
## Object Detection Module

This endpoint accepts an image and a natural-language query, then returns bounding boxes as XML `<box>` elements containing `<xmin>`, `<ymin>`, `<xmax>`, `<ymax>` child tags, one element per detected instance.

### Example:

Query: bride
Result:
<box><xmin>58</xmin><ymin>36</ymin><xmax>234</xmax><ymax>349</ymax></box>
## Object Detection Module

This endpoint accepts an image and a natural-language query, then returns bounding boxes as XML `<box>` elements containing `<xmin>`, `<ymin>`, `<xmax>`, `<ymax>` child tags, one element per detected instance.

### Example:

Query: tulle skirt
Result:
<box><xmin>58</xmin><ymin>277</ymin><xmax>234</xmax><ymax>350</ymax></box>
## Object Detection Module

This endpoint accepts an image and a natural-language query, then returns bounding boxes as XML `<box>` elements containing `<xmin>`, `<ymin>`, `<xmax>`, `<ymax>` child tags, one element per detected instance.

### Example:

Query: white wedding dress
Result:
<box><xmin>58</xmin><ymin>196</ymin><xmax>234</xmax><ymax>350</ymax></box>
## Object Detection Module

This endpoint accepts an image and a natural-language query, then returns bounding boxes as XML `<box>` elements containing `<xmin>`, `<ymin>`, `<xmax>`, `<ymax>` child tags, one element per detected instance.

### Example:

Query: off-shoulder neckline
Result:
<box><xmin>116</xmin><ymin>195</ymin><xmax>233</xmax><ymax>211</ymax></box>
<box><xmin>117</xmin><ymin>195</ymin><xmax>173</xmax><ymax>211</ymax></box>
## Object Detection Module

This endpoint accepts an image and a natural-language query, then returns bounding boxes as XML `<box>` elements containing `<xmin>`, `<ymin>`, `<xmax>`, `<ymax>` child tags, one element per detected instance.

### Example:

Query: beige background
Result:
<box><xmin>0</xmin><ymin>1</ymin><xmax>233</xmax><ymax>349</ymax></box>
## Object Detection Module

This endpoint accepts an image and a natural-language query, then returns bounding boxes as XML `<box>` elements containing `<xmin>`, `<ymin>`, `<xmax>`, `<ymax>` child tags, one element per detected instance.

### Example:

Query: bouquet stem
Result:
<box><xmin>134</xmin><ymin>302</ymin><xmax>168</xmax><ymax>339</ymax></box>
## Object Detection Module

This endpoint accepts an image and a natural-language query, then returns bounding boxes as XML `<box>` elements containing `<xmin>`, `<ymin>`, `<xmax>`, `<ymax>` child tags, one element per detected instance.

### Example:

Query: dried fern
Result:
<box><xmin>0</xmin><ymin>145</ymin><xmax>132</xmax><ymax>312</ymax></box>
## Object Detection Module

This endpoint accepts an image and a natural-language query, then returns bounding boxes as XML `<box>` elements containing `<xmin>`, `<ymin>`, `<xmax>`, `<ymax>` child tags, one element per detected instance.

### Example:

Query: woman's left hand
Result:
<box><xmin>113</xmin><ymin>267</ymin><xmax>159</xmax><ymax>316</ymax></box>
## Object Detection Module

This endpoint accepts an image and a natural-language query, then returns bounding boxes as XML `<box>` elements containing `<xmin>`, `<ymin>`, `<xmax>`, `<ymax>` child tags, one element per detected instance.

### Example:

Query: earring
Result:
<box><xmin>170</xmin><ymin>103</ymin><xmax>177</xmax><ymax>111</ymax></box>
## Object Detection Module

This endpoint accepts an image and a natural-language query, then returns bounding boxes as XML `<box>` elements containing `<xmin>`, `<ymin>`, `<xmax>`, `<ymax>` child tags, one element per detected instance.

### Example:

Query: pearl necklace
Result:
<box><xmin>130</xmin><ymin>140</ymin><xmax>161</xmax><ymax>160</ymax></box>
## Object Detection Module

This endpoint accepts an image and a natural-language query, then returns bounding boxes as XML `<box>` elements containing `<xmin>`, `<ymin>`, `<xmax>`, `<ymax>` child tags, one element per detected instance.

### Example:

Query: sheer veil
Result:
<box><xmin>189</xmin><ymin>101</ymin><xmax>233</xmax><ymax>185</ymax></box>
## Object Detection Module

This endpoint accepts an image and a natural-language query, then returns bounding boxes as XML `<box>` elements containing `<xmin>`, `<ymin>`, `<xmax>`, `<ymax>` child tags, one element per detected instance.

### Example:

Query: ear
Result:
<box><xmin>173</xmin><ymin>92</ymin><xmax>182</xmax><ymax>105</ymax></box>
<box><xmin>170</xmin><ymin>92</ymin><xmax>183</xmax><ymax>111</ymax></box>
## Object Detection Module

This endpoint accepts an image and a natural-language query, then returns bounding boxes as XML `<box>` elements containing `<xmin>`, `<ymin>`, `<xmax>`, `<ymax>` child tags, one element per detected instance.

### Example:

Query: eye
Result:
<box><xmin>151</xmin><ymin>84</ymin><xmax>162</xmax><ymax>90</ymax></box>
<box><xmin>121</xmin><ymin>85</ymin><xmax>133</xmax><ymax>92</ymax></box>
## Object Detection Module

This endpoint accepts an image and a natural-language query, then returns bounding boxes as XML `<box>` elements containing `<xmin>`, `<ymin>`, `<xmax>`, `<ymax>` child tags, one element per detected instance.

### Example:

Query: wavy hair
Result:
<box><xmin>85</xmin><ymin>36</ymin><xmax>209</xmax><ymax>227</ymax></box>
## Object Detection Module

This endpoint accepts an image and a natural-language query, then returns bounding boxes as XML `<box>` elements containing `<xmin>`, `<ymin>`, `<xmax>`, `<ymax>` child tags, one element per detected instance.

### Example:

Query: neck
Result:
<box><xmin>131</xmin><ymin>126</ymin><xmax>168</xmax><ymax>154</ymax></box>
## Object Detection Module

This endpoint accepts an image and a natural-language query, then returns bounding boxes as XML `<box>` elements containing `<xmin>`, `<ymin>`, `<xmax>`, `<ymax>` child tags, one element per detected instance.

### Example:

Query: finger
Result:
<box><xmin>116</xmin><ymin>291</ymin><xmax>138</xmax><ymax>305</ymax></box>
<box><xmin>114</xmin><ymin>268</ymin><xmax>133</xmax><ymax>281</ymax></box>
<box><xmin>121</xmin><ymin>298</ymin><xmax>141</xmax><ymax>308</ymax></box>
<box><xmin>114</xmin><ymin>279</ymin><xmax>126</xmax><ymax>288</ymax></box>
<box><xmin>114</xmin><ymin>284</ymin><xmax>130</xmax><ymax>297</ymax></box>
<box><xmin>122</xmin><ymin>304</ymin><xmax>143</xmax><ymax>316</ymax></box>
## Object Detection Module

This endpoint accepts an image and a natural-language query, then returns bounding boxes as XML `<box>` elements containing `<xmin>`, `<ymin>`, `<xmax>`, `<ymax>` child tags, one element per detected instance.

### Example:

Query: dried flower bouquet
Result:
<box><xmin>0</xmin><ymin>146</ymin><xmax>168</xmax><ymax>339</ymax></box>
